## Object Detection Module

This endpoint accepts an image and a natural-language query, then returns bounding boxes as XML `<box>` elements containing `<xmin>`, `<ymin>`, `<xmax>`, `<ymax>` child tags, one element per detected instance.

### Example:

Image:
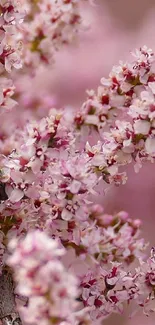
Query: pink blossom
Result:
<box><xmin>8</xmin><ymin>231</ymin><xmax>90</xmax><ymax>325</ymax></box>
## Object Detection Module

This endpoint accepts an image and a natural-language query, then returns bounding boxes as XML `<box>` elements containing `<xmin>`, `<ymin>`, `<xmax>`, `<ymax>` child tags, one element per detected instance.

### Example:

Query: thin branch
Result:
<box><xmin>0</xmin><ymin>271</ymin><xmax>22</xmax><ymax>325</ymax></box>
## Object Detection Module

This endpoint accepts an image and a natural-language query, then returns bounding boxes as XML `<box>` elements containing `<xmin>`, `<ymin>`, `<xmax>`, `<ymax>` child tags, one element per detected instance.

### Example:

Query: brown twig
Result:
<box><xmin>0</xmin><ymin>271</ymin><xmax>22</xmax><ymax>325</ymax></box>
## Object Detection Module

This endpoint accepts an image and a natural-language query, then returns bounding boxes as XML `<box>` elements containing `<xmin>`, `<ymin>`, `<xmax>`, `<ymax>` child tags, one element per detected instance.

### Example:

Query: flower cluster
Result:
<box><xmin>0</xmin><ymin>108</ymin><xmax>98</xmax><ymax>208</ymax></box>
<box><xmin>80</xmin><ymin>249</ymin><xmax>155</xmax><ymax>320</ymax></box>
<box><xmin>0</xmin><ymin>106</ymin><xmax>144</xmax><ymax>265</ymax></box>
<box><xmin>21</xmin><ymin>0</ymin><xmax>88</xmax><ymax>68</ymax></box>
<box><xmin>8</xmin><ymin>230</ymin><xmax>91</xmax><ymax>325</ymax></box>
<box><xmin>0</xmin><ymin>0</ymin><xmax>155</xmax><ymax>324</ymax></box>
<box><xmin>80</xmin><ymin>207</ymin><xmax>145</xmax><ymax>264</ymax></box>
<box><xmin>53</xmin><ymin>205</ymin><xmax>146</xmax><ymax>267</ymax></box>
<box><xmin>7</xmin><ymin>228</ymin><xmax>155</xmax><ymax>323</ymax></box>
<box><xmin>0</xmin><ymin>0</ymin><xmax>89</xmax><ymax>112</ymax></box>
<box><xmin>0</xmin><ymin>0</ymin><xmax>25</xmax><ymax>72</ymax></box>
<box><xmin>74</xmin><ymin>47</ymin><xmax>155</xmax><ymax>185</ymax></box>
<box><xmin>0</xmin><ymin>0</ymin><xmax>26</xmax><ymax>112</ymax></box>
<box><xmin>1</xmin><ymin>42</ymin><xmax>155</xmax><ymax>324</ymax></box>
<box><xmin>75</xmin><ymin>46</ymin><xmax>155</xmax><ymax>130</ymax></box>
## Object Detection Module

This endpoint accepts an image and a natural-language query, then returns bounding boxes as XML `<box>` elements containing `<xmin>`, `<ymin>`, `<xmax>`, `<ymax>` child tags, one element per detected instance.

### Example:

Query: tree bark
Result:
<box><xmin>0</xmin><ymin>271</ymin><xmax>22</xmax><ymax>325</ymax></box>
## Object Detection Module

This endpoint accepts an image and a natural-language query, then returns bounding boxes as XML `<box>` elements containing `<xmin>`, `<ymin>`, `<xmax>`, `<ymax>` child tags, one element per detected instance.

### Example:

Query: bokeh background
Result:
<box><xmin>18</xmin><ymin>1</ymin><xmax>155</xmax><ymax>324</ymax></box>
